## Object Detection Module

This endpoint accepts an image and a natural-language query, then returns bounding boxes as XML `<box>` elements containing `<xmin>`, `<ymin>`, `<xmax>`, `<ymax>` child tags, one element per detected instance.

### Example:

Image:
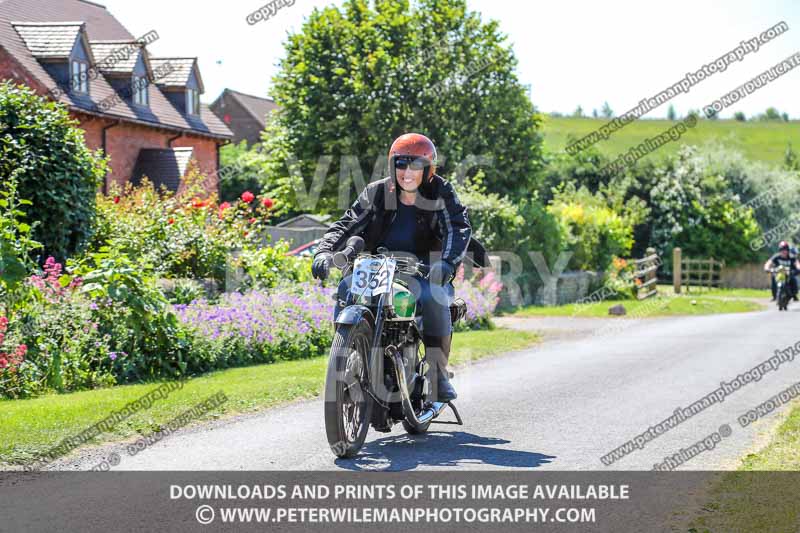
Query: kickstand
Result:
<box><xmin>430</xmin><ymin>402</ymin><xmax>464</xmax><ymax>425</ymax></box>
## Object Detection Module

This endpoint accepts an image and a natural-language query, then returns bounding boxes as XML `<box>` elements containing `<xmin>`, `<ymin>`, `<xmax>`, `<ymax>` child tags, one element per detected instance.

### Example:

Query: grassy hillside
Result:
<box><xmin>542</xmin><ymin>116</ymin><xmax>800</xmax><ymax>166</ymax></box>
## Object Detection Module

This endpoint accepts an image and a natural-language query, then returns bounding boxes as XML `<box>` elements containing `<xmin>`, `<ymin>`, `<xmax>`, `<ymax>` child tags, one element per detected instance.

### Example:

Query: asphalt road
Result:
<box><xmin>51</xmin><ymin>302</ymin><xmax>800</xmax><ymax>472</ymax></box>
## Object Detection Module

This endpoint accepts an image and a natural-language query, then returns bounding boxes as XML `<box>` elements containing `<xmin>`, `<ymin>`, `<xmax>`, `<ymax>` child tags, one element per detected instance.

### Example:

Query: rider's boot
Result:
<box><xmin>424</xmin><ymin>334</ymin><xmax>457</xmax><ymax>402</ymax></box>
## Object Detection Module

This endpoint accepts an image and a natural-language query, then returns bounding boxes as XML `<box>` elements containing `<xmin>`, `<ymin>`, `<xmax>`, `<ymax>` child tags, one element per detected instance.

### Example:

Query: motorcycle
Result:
<box><xmin>771</xmin><ymin>265</ymin><xmax>793</xmax><ymax>311</ymax></box>
<box><xmin>323</xmin><ymin>236</ymin><xmax>467</xmax><ymax>458</ymax></box>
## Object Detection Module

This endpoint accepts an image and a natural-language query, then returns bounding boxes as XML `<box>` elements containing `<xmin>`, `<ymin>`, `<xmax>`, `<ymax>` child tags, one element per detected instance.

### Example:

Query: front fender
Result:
<box><xmin>335</xmin><ymin>304</ymin><xmax>375</xmax><ymax>328</ymax></box>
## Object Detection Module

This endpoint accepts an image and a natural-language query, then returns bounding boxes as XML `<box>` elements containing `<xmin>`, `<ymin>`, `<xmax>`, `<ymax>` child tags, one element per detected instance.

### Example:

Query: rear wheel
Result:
<box><xmin>324</xmin><ymin>320</ymin><xmax>374</xmax><ymax>458</ymax></box>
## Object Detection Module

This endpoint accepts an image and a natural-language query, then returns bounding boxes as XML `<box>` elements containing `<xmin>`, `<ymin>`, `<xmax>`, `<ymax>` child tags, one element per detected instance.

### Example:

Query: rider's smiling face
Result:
<box><xmin>396</xmin><ymin>166</ymin><xmax>424</xmax><ymax>192</ymax></box>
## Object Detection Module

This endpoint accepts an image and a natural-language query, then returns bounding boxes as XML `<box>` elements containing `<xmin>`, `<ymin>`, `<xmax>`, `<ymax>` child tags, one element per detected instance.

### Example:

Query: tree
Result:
<box><xmin>257</xmin><ymin>0</ymin><xmax>544</xmax><ymax>213</ymax></box>
<box><xmin>759</xmin><ymin>107</ymin><xmax>782</xmax><ymax>121</ymax></box>
<box><xmin>733</xmin><ymin>111</ymin><xmax>746</xmax><ymax>122</ymax></box>
<box><xmin>640</xmin><ymin>146</ymin><xmax>760</xmax><ymax>267</ymax></box>
<box><xmin>601</xmin><ymin>101</ymin><xmax>613</xmax><ymax>118</ymax></box>
<box><xmin>573</xmin><ymin>105</ymin><xmax>584</xmax><ymax>118</ymax></box>
<box><xmin>667</xmin><ymin>104</ymin><xmax>676</xmax><ymax>121</ymax></box>
<box><xmin>592</xmin><ymin>108</ymin><xmax>598</xmax><ymax>118</ymax></box>
<box><xmin>0</xmin><ymin>82</ymin><xmax>107</xmax><ymax>262</ymax></box>
<box><xmin>782</xmin><ymin>112</ymin><xmax>790</xmax><ymax>122</ymax></box>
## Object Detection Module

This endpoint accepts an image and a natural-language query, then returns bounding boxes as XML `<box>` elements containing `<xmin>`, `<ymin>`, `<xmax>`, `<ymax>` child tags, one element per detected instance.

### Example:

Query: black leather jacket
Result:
<box><xmin>314</xmin><ymin>174</ymin><xmax>488</xmax><ymax>270</ymax></box>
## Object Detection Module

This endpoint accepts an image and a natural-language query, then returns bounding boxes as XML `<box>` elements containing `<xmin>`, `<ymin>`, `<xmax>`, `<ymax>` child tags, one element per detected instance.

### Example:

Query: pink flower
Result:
<box><xmin>241</xmin><ymin>191</ymin><xmax>255</xmax><ymax>203</ymax></box>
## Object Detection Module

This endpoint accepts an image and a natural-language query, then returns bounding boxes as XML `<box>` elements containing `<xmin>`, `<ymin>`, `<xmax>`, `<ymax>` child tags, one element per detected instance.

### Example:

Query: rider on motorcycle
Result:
<box><xmin>763</xmin><ymin>240</ymin><xmax>800</xmax><ymax>301</ymax></box>
<box><xmin>311</xmin><ymin>133</ymin><xmax>473</xmax><ymax>402</ymax></box>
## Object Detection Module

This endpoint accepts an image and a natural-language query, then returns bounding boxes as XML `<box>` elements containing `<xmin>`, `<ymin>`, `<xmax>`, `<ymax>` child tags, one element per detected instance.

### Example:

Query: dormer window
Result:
<box><xmin>71</xmin><ymin>59</ymin><xmax>89</xmax><ymax>94</ymax></box>
<box><xmin>187</xmin><ymin>88</ymin><xmax>199</xmax><ymax>115</ymax></box>
<box><xmin>132</xmin><ymin>75</ymin><xmax>148</xmax><ymax>106</ymax></box>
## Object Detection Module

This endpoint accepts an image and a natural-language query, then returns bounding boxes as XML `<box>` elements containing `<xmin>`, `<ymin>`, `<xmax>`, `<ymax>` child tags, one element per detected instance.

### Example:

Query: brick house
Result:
<box><xmin>0</xmin><ymin>0</ymin><xmax>232</xmax><ymax>195</ymax></box>
<box><xmin>210</xmin><ymin>88</ymin><xmax>277</xmax><ymax>146</ymax></box>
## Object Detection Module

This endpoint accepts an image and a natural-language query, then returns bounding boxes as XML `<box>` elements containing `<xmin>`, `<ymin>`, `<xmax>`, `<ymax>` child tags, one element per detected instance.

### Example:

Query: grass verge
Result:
<box><xmin>686</xmin><ymin>400</ymin><xmax>800</xmax><ymax>532</ymax></box>
<box><xmin>0</xmin><ymin>327</ymin><xmax>540</xmax><ymax>465</ymax></box>
<box><xmin>505</xmin><ymin>292</ymin><xmax>763</xmax><ymax>318</ymax></box>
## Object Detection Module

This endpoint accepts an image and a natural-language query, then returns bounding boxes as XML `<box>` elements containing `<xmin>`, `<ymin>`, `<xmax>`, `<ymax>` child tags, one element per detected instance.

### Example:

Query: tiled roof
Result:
<box><xmin>12</xmin><ymin>21</ymin><xmax>83</xmax><ymax>58</ymax></box>
<box><xmin>89</xmin><ymin>40</ymin><xmax>143</xmax><ymax>74</ymax></box>
<box><xmin>0</xmin><ymin>0</ymin><xmax>231</xmax><ymax>140</ymax></box>
<box><xmin>225</xmin><ymin>89</ymin><xmax>278</xmax><ymax>127</ymax></box>
<box><xmin>149</xmin><ymin>58</ymin><xmax>195</xmax><ymax>87</ymax></box>
<box><xmin>132</xmin><ymin>148</ymin><xmax>194</xmax><ymax>192</ymax></box>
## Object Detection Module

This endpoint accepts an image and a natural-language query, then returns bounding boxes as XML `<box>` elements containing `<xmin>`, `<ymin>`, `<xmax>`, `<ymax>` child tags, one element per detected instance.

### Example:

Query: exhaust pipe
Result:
<box><xmin>387</xmin><ymin>346</ymin><xmax>446</xmax><ymax>429</ymax></box>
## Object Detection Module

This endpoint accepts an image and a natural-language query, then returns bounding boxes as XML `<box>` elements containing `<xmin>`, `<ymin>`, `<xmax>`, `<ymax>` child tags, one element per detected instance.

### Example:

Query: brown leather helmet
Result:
<box><xmin>388</xmin><ymin>133</ymin><xmax>438</xmax><ymax>183</ymax></box>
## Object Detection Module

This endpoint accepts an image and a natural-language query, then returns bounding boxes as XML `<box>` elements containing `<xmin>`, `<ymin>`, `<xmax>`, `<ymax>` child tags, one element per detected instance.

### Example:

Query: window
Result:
<box><xmin>186</xmin><ymin>88</ymin><xmax>200</xmax><ymax>116</ymax></box>
<box><xmin>132</xmin><ymin>75</ymin><xmax>148</xmax><ymax>106</ymax></box>
<box><xmin>70</xmin><ymin>60</ymin><xmax>89</xmax><ymax>94</ymax></box>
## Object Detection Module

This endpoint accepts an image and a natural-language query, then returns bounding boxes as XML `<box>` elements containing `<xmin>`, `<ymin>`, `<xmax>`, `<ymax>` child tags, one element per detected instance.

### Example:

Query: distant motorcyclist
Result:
<box><xmin>764</xmin><ymin>240</ymin><xmax>799</xmax><ymax>301</ymax></box>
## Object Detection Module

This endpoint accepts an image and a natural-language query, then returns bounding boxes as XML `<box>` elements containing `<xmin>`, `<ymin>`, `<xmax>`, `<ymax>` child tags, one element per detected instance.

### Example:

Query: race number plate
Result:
<box><xmin>352</xmin><ymin>257</ymin><xmax>395</xmax><ymax>297</ymax></box>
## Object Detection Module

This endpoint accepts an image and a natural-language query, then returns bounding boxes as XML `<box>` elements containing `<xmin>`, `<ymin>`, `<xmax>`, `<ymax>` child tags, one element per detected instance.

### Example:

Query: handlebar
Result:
<box><xmin>333</xmin><ymin>250</ymin><xmax>431</xmax><ymax>279</ymax></box>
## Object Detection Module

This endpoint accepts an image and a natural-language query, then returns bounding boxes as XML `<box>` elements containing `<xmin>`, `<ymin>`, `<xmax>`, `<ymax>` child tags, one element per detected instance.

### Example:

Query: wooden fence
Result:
<box><xmin>672</xmin><ymin>247</ymin><xmax>724</xmax><ymax>293</ymax></box>
<box><xmin>633</xmin><ymin>247</ymin><xmax>660</xmax><ymax>300</ymax></box>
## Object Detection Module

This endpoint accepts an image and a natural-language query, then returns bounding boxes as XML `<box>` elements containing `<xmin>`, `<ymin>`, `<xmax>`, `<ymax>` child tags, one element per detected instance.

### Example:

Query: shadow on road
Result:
<box><xmin>334</xmin><ymin>431</ymin><xmax>556</xmax><ymax>471</ymax></box>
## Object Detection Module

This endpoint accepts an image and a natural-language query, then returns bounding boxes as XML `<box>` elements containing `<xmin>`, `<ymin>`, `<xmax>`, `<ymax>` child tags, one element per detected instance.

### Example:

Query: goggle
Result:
<box><xmin>393</xmin><ymin>155</ymin><xmax>431</xmax><ymax>170</ymax></box>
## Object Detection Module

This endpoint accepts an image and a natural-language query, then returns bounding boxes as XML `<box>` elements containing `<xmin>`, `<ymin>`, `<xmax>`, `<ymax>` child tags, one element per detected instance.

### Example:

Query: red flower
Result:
<box><xmin>262</xmin><ymin>197</ymin><xmax>274</xmax><ymax>209</ymax></box>
<box><xmin>168</xmin><ymin>217</ymin><xmax>175</xmax><ymax>225</ymax></box>
<box><xmin>219</xmin><ymin>201</ymin><xmax>231</xmax><ymax>211</ymax></box>
<box><xmin>192</xmin><ymin>198</ymin><xmax>208</xmax><ymax>209</ymax></box>
<box><xmin>113</xmin><ymin>196</ymin><xmax>120</xmax><ymax>204</ymax></box>
<box><xmin>248</xmin><ymin>217</ymin><xmax>257</xmax><ymax>224</ymax></box>
<box><xmin>241</xmin><ymin>191</ymin><xmax>255</xmax><ymax>203</ymax></box>
<box><xmin>243</xmin><ymin>231</ymin><xmax>249</xmax><ymax>237</ymax></box>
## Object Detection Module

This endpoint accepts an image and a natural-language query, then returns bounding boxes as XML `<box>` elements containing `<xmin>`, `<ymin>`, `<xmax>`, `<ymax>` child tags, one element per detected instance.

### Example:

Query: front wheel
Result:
<box><xmin>778</xmin><ymin>287</ymin><xmax>790</xmax><ymax>311</ymax></box>
<box><xmin>324</xmin><ymin>320</ymin><xmax>374</xmax><ymax>458</ymax></box>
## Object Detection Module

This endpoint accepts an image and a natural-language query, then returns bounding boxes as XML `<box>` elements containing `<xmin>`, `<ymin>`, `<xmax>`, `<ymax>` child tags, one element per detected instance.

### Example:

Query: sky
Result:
<box><xmin>98</xmin><ymin>0</ymin><xmax>800</xmax><ymax>119</ymax></box>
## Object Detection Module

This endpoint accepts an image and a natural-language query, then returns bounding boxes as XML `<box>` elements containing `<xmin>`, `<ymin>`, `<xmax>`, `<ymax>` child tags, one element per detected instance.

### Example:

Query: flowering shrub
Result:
<box><xmin>0</xmin><ymin>316</ymin><xmax>28</xmax><ymax>394</ymax></box>
<box><xmin>0</xmin><ymin>177</ymin><xmax>42</xmax><ymax>315</ymax></box>
<box><xmin>547</xmin><ymin>183</ymin><xmax>646</xmax><ymax>273</ymax></box>
<box><xmin>601</xmin><ymin>256</ymin><xmax>638</xmax><ymax>300</ymax></box>
<box><xmin>91</xmin><ymin>170</ymin><xmax>282</xmax><ymax>284</ymax></box>
<box><xmin>452</xmin><ymin>265</ymin><xmax>503</xmax><ymax>331</ymax></box>
<box><xmin>174</xmin><ymin>282</ymin><xmax>335</xmax><ymax>369</ymax></box>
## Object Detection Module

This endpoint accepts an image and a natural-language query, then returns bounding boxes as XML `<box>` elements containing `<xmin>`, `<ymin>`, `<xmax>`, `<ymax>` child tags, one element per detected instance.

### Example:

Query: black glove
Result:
<box><xmin>311</xmin><ymin>252</ymin><xmax>333</xmax><ymax>280</ymax></box>
<box><xmin>428</xmin><ymin>260</ymin><xmax>455</xmax><ymax>286</ymax></box>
